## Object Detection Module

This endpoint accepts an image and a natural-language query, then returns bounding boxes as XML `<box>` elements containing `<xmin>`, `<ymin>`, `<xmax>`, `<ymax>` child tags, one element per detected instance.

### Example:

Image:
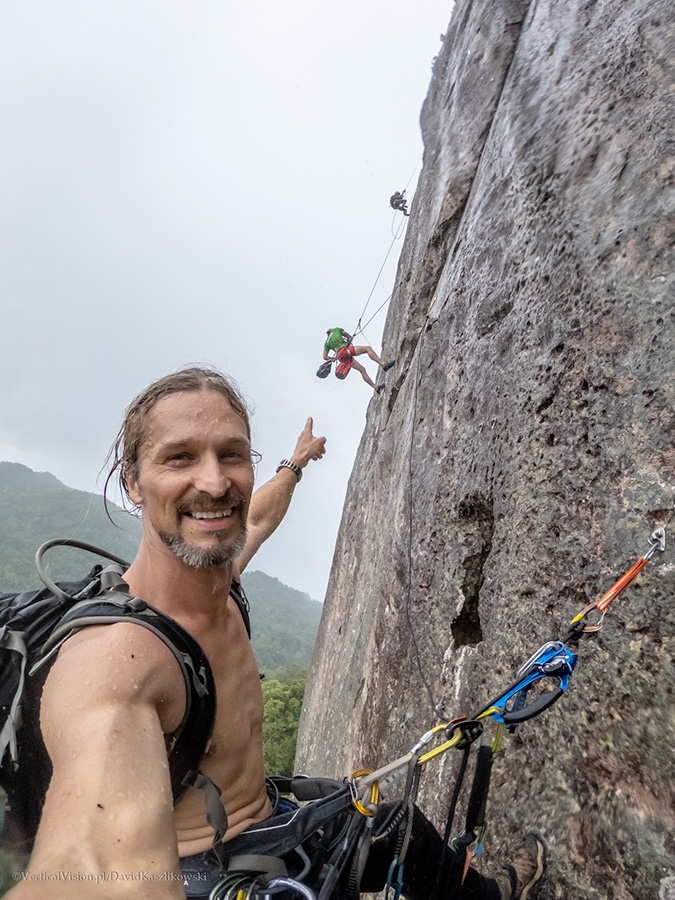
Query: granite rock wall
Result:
<box><xmin>297</xmin><ymin>2</ymin><xmax>675</xmax><ymax>897</ymax></box>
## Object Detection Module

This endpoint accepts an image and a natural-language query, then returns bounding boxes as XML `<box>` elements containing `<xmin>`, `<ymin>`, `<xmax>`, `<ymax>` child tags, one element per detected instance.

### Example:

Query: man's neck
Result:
<box><xmin>124</xmin><ymin>535</ymin><xmax>234</xmax><ymax>621</ymax></box>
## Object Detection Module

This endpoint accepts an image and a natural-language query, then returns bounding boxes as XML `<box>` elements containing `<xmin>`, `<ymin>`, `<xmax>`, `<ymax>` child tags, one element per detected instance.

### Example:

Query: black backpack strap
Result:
<box><xmin>230</xmin><ymin>577</ymin><xmax>251</xmax><ymax>638</ymax></box>
<box><xmin>0</xmin><ymin>629</ymin><xmax>28</xmax><ymax>765</ymax></box>
<box><xmin>35</xmin><ymin>584</ymin><xmax>216</xmax><ymax>805</ymax></box>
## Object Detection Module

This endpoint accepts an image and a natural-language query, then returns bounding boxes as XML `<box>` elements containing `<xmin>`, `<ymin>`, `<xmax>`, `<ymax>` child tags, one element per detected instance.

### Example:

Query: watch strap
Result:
<box><xmin>276</xmin><ymin>459</ymin><xmax>302</xmax><ymax>482</ymax></box>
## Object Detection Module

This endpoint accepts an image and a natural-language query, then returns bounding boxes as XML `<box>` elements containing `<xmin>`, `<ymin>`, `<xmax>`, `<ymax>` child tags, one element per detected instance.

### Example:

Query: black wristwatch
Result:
<box><xmin>276</xmin><ymin>459</ymin><xmax>303</xmax><ymax>482</ymax></box>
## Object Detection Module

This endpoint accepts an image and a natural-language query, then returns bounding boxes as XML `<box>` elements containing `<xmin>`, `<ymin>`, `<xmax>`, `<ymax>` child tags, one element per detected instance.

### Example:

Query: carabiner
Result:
<box><xmin>475</xmin><ymin>643</ymin><xmax>577</xmax><ymax>726</ymax></box>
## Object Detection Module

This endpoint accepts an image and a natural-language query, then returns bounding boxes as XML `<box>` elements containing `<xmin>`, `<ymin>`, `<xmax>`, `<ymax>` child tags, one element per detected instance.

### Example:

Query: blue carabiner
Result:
<box><xmin>478</xmin><ymin>642</ymin><xmax>578</xmax><ymax>725</ymax></box>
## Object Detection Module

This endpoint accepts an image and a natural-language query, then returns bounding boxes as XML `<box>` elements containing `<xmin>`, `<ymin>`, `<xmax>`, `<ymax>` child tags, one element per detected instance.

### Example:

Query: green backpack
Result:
<box><xmin>324</xmin><ymin>327</ymin><xmax>351</xmax><ymax>352</ymax></box>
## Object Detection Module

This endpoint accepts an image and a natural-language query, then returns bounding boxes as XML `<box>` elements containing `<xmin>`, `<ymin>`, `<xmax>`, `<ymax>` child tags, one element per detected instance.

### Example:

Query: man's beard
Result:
<box><xmin>157</xmin><ymin>489</ymin><xmax>248</xmax><ymax>569</ymax></box>
<box><xmin>158</xmin><ymin>526</ymin><xmax>247</xmax><ymax>568</ymax></box>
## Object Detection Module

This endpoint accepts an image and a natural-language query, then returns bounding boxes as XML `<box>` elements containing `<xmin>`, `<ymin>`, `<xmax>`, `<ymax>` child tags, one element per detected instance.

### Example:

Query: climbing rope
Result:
<box><xmin>358</xmin><ymin>292</ymin><xmax>394</xmax><ymax>338</ymax></box>
<box><xmin>352</xmin><ymin>298</ymin><xmax>392</xmax><ymax>359</ymax></box>
<box><xmin>390</xmin><ymin>209</ymin><xmax>408</xmax><ymax>237</ymax></box>
<box><xmin>349</xmin><ymin>154</ymin><xmax>423</xmax><ymax>345</ymax></box>
<box><xmin>402</xmin><ymin>316</ymin><xmax>449</xmax><ymax>722</ymax></box>
<box><xmin>351</xmin><ymin>231</ymin><xmax>404</xmax><ymax>342</ymax></box>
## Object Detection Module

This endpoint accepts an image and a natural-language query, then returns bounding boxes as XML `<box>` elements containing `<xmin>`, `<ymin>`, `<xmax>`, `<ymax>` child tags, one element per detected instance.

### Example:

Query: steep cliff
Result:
<box><xmin>297</xmin><ymin>1</ymin><xmax>675</xmax><ymax>897</ymax></box>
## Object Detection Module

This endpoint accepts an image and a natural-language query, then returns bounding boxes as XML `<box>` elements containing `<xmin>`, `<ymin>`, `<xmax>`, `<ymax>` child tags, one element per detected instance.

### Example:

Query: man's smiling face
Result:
<box><xmin>126</xmin><ymin>389</ymin><xmax>255</xmax><ymax>568</ymax></box>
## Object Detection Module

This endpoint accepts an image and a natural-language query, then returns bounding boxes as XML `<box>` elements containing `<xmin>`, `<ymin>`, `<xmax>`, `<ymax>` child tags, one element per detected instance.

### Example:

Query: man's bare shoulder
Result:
<box><xmin>44</xmin><ymin>622</ymin><xmax>186</xmax><ymax>734</ymax></box>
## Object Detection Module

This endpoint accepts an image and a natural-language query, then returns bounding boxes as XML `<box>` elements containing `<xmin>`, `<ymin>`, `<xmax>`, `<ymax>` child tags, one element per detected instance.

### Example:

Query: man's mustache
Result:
<box><xmin>177</xmin><ymin>489</ymin><xmax>247</xmax><ymax>515</ymax></box>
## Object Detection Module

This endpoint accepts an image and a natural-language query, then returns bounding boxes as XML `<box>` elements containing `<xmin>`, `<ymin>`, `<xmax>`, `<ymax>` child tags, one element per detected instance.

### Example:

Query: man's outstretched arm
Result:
<box><xmin>6</xmin><ymin>624</ymin><xmax>187</xmax><ymax>899</ymax></box>
<box><xmin>236</xmin><ymin>417</ymin><xmax>326</xmax><ymax>573</ymax></box>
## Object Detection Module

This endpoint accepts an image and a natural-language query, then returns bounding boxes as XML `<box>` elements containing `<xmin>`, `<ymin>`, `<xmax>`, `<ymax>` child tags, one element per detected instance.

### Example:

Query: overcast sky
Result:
<box><xmin>0</xmin><ymin>1</ymin><xmax>454</xmax><ymax>601</ymax></box>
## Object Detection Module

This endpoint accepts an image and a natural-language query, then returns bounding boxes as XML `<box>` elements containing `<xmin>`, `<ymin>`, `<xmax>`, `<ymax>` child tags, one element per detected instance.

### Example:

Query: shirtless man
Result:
<box><xmin>7</xmin><ymin>367</ymin><xmax>544</xmax><ymax>900</ymax></box>
<box><xmin>7</xmin><ymin>367</ymin><xmax>326</xmax><ymax>899</ymax></box>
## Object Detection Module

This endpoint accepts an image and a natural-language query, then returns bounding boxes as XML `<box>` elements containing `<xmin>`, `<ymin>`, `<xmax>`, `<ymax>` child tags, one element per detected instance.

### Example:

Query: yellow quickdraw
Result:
<box><xmin>417</xmin><ymin>709</ymin><xmax>499</xmax><ymax>765</ymax></box>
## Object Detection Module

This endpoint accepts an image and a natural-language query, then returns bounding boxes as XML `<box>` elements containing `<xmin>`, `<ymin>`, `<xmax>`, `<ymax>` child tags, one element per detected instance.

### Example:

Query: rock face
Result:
<box><xmin>297</xmin><ymin>1</ymin><xmax>675</xmax><ymax>897</ymax></box>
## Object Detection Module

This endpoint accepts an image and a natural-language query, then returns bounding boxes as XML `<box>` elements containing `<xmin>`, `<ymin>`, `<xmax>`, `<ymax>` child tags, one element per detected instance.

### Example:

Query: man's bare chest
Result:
<box><xmin>189</xmin><ymin>610</ymin><xmax>264</xmax><ymax>762</ymax></box>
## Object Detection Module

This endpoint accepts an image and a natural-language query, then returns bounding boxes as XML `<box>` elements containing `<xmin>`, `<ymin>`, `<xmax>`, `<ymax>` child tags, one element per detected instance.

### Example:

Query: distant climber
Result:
<box><xmin>390</xmin><ymin>189</ymin><xmax>410</xmax><ymax>216</ymax></box>
<box><xmin>323</xmin><ymin>327</ymin><xmax>394</xmax><ymax>394</ymax></box>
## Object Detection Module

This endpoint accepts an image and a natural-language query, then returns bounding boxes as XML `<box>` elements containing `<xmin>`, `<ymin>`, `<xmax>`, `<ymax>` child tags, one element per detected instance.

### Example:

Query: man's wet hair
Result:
<box><xmin>105</xmin><ymin>366</ymin><xmax>252</xmax><ymax>513</ymax></box>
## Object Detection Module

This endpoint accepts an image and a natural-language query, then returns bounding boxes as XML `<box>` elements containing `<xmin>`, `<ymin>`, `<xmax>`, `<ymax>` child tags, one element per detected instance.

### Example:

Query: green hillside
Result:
<box><xmin>243</xmin><ymin>570</ymin><xmax>323</xmax><ymax>675</ymax></box>
<box><xmin>0</xmin><ymin>462</ymin><xmax>321</xmax><ymax>674</ymax></box>
<box><xmin>0</xmin><ymin>461</ymin><xmax>143</xmax><ymax>589</ymax></box>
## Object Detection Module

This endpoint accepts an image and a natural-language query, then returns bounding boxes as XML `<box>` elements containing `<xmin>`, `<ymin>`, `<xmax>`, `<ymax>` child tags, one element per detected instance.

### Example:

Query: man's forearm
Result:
<box><xmin>236</xmin><ymin>418</ymin><xmax>326</xmax><ymax>572</ymax></box>
<box><xmin>236</xmin><ymin>467</ymin><xmax>300</xmax><ymax>572</ymax></box>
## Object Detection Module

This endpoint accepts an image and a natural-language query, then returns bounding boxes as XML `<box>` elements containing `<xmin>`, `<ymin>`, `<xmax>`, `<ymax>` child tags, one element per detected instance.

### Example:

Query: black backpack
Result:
<box><xmin>0</xmin><ymin>539</ymin><xmax>251</xmax><ymax>855</ymax></box>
